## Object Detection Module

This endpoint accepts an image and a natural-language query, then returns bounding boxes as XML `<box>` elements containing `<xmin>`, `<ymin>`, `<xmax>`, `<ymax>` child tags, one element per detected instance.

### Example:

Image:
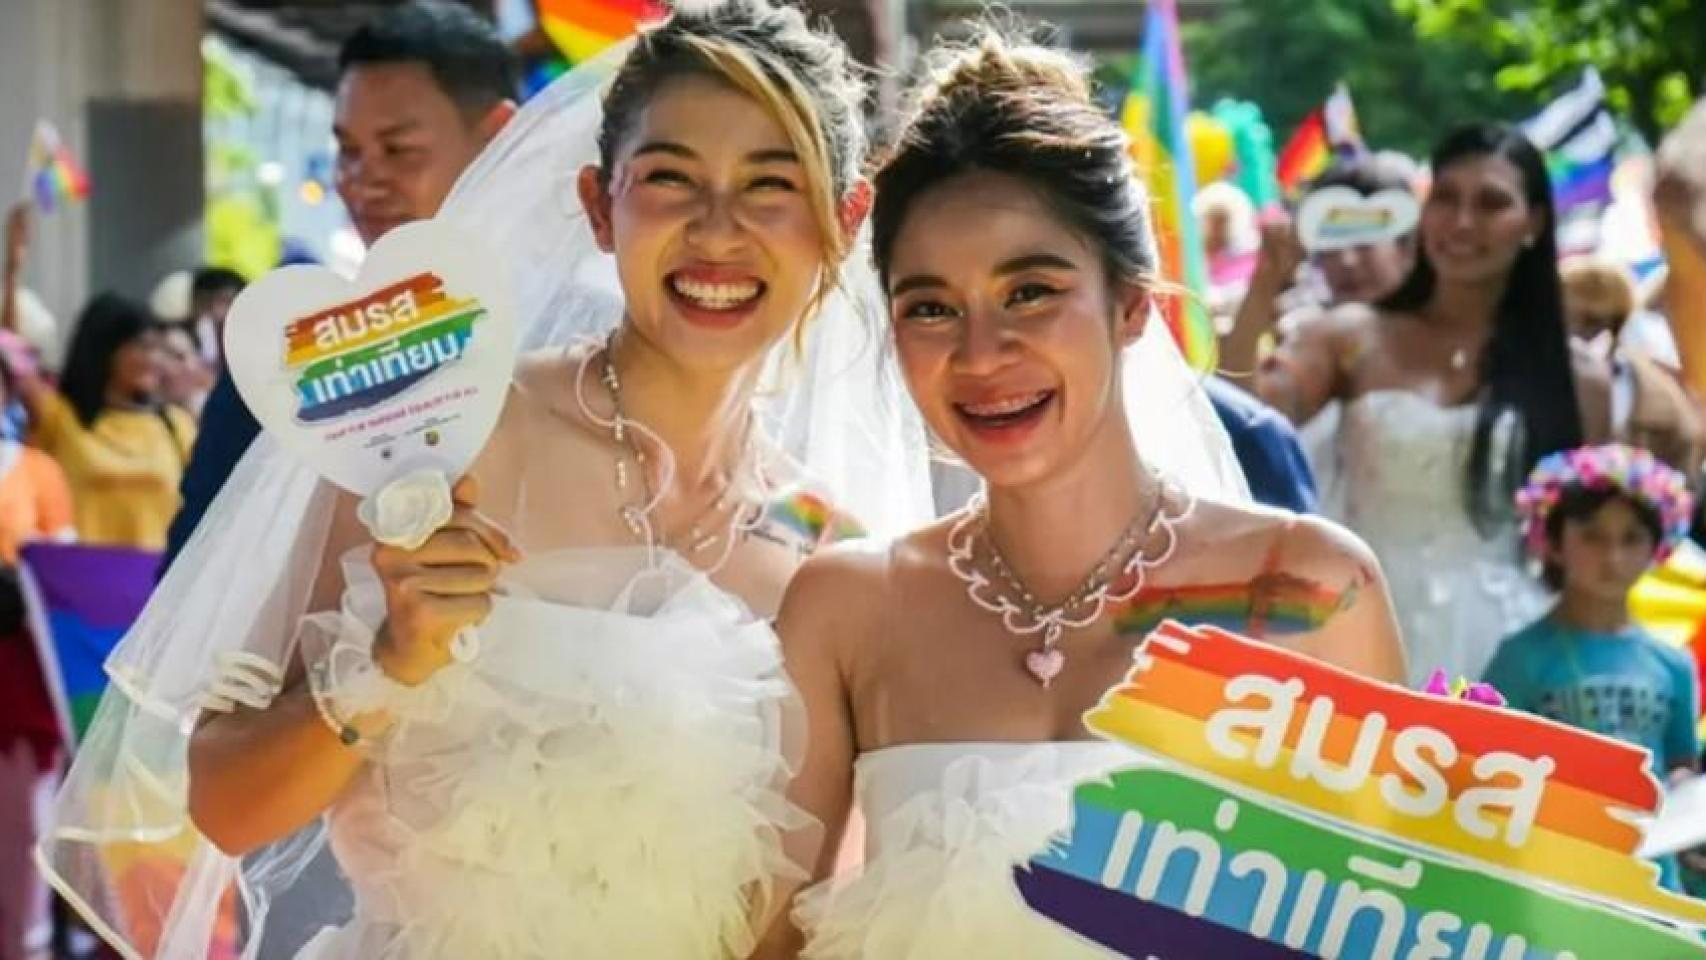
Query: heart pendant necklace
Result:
<box><xmin>945</xmin><ymin>478</ymin><xmax>1192</xmax><ymax>688</ymax></box>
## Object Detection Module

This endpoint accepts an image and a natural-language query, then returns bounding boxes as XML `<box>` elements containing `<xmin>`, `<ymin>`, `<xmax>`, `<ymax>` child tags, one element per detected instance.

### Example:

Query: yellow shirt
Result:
<box><xmin>30</xmin><ymin>389</ymin><xmax>195</xmax><ymax>550</ymax></box>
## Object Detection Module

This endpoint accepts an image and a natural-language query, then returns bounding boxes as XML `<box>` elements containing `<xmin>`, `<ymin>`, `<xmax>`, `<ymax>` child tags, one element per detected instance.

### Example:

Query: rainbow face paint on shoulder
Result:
<box><xmin>285</xmin><ymin>272</ymin><xmax>485</xmax><ymax>424</ymax></box>
<box><xmin>1113</xmin><ymin>569</ymin><xmax>1363</xmax><ymax>639</ymax></box>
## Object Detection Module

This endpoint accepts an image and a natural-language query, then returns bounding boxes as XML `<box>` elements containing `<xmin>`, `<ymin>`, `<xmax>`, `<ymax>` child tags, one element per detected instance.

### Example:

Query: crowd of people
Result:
<box><xmin>0</xmin><ymin>0</ymin><xmax>1700</xmax><ymax>956</ymax></box>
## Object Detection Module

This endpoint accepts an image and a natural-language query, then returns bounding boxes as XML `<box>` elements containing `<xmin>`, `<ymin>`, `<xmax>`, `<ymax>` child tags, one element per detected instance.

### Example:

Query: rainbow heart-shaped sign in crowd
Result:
<box><xmin>1296</xmin><ymin>186</ymin><xmax>1419</xmax><ymax>253</ymax></box>
<box><xmin>223</xmin><ymin>218</ymin><xmax>517</xmax><ymax>498</ymax></box>
<box><xmin>1019</xmin><ymin>622</ymin><xmax>1706</xmax><ymax>959</ymax></box>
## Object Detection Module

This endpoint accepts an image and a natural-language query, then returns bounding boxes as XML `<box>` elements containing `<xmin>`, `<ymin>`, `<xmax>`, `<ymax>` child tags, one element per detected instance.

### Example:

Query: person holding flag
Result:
<box><xmin>1121</xmin><ymin>0</ymin><xmax>1317</xmax><ymax>513</ymax></box>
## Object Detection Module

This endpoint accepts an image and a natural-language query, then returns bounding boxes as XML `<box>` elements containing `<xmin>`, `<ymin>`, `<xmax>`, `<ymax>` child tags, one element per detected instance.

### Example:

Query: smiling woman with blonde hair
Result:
<box><xmin>39</xmin><ymin>2</ymin><xmax>932</xmax><ymax>957</ymax></box>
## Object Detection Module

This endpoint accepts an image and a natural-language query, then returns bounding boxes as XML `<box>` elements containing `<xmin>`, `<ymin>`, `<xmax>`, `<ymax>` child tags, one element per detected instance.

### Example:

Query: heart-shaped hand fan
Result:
<box><xmin>223</xmin><ymin>217</ymin><xmax>517</xmax><ymax>499</ymax></box>
<box><xmin>1296</xmin><ymin>186</ymin><xmax>1420</xmax><ymax>253</ymax></box>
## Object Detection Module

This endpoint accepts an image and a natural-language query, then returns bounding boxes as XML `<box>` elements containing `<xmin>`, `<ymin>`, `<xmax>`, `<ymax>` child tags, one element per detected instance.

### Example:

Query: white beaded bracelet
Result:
<box><xmin>306</xmin><ymin>657</ymin><xmax>369</xmax><ymax>749</ymax></box>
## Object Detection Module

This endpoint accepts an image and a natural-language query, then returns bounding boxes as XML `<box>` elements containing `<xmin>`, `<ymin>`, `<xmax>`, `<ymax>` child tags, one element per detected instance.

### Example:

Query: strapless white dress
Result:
<box><xmin>1331</xmin><ymin>391</ymin><xmax>1547</xmax><ymax>686</ymax></box>
<box><xmin>293</xmin><ymin>548</ymin><xmax>800</xmax><ymax>959</ymax></box>
<box><xmin>797</xmin><ymin>742</ymin><xmax>1130</xmax><ymax>959</ymax></box>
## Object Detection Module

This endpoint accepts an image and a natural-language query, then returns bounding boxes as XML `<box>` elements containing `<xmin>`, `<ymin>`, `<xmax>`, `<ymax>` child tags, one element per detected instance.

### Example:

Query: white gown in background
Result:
<box><xmin>1330</xmin><ymin>390</ymin><xmax>1548</xmax><ymax>686</ymax></box>
<box><xmin>797</xmin><ymin>742</ymin><xmax>1130</xmax><ymax>959</ymax></box>
<box><xmin>296</xmin><ymin>548</ymin><xmax>799</xmax><ymax>959</ymax></box>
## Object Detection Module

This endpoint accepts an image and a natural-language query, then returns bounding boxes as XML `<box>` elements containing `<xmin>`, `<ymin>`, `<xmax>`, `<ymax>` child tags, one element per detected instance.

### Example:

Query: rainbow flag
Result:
<box><xmin>17</xmin><ymin>543</ymin><xmax>158</xmax><ymax>744</ymax></box>
<box><xmin>25</xmin><ymin>121</ymin><xmax>90</xmax><ymax>215</ymax></box>
<box><xmin>1122</xmin><ymin>0</ymin><xmax>1214</xmax><ymax>370</ymax></box>
<box><xmin>537</xmin><ymin>0</ymin><xmax>661</xmax><ymax>65</ymax></box>
<box><xmin>1275</xmin><ymin>109</ymin><xmax>1328</xmax><ymax>192</ymax></box>
<box><xmin>1275</xmin><ymin>84</ymin><xmax>1360</xmax><ymax>193</ymax></box>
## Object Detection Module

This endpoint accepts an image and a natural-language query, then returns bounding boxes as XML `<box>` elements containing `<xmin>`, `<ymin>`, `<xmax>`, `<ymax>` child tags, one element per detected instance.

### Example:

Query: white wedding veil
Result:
<box><xmin>35</xmin><ymin>33</ymin><xmax>1243</xmax><ymax>960</ymax></box>
<box><xmin>35</xmin><ymin>43</ymin><xmax>937</xmax><ymax>959</ymax></box>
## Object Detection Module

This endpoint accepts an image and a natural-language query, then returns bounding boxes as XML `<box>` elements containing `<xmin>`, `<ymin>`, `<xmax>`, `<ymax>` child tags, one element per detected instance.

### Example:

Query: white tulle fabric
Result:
<box><xmin>1329</xmin><ymin>391</ymin><xmax>1547</xmax><ymax>686</ymax></box>
<box><xmin>293</xmin><ymin>549</ymin><xmax>800</xmax><ymax>959</ymax></box>
<box><xmin>36</xmin><ymin>32</ymin><xmax>1247</xmax><ymax>960</ymax></box>
<box><xmin>796</xmin><ymin>742</ymin><xmax>1129</xmax><ymax>959</ymax></box>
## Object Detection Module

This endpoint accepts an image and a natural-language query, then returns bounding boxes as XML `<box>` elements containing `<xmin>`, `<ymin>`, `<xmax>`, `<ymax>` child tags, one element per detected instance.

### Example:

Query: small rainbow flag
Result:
<box><xmin>537</xmin><ymin>0</ymin><xmax>663</xmax><ymax>65</ymax></box>
<box><xmin>25</xmin><ymin>121</ymin><xmax>90</xmax><ymax>214</ymax></box>
<box><xmin>1276</xmin><ymin>84</ymin><xmax>1360</xmax><ymax>193</ymax></box>
<box><xmin>1122</xmin><ymin>0</ymin><xmax>1214</xmax><ymax>371</ymax></box>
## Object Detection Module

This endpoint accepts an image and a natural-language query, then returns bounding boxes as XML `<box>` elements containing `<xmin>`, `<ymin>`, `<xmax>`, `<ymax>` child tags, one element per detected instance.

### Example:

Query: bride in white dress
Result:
<box><xmin>1241</xmin><ymin>122</ymin><xmax>1612</xmax><ymax>686</ymax></box>
<box><xmin>36</xmin><ymin>3</ymin><xmax>931</xmax><ymax>957</ymax></box>
<box><xmin>755</xmin><ymin>33</ymin><xmax>1406</xmax><ymax>959</ymax></box>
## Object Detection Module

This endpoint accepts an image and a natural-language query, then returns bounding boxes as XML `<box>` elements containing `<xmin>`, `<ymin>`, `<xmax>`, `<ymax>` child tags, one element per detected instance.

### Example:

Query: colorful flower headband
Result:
<box><xmin>1515</xmin><ymin>444</ymin><xmax>1696</xmax><ymax>562</ymax></box>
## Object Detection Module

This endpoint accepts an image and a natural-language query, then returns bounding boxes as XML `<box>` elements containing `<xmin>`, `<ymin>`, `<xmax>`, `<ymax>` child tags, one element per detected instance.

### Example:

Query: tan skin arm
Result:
<box><xmin>186</xmin><ymin>476</ymin><xmax>517</xmax><ymax>855</ymax></box>
<box><xmin>1247</xmin><ymin>305</ymin><xmax>1353</xmax><ymax>426</ymax></box>
<box><xmin>750</xmin><ymin>549</ymin><xmax>875</xmax><ymax>959</ymax></box>
<box><xmin>1654</xmin><ymin>108</ymin><xmax>1706</xmax><ymax>400</ymax></box>
<box><xmin>185</xmin><ymin>492</ymin><xmax>374</xmax><ymax>854</ymax></box>
<box><xmin>1660</xmin><ymin>218</ymin><xmax>1706</xmax><ymax>400</ymax></box>
<box><xmin>1220</xmin><ymin>217</ymin><xmax>1307</xmax><ymax>388</ymax></box>
<box><xmin>1270</xmin><ymin>515</ymin><xmax>1408</xmax><ymax>685</ymax></box>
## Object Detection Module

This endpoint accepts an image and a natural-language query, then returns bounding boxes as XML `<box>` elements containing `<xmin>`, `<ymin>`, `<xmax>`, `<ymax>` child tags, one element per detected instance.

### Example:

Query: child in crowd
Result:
<box><xmin>1484</xmin><ymin>444</ymin><xmax>1702</xmax><ymax>890</ymax></box>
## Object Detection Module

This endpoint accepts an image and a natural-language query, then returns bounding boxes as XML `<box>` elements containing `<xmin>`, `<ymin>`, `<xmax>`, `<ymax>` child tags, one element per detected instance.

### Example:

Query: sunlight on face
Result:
<box><xmin>584</xmin><ymin>73</ymin><xmax>827</xmax><ymax>375</ymax></box>
<box><xmin>885</xmin><ymin>170</ymin><xmax>1134</xmax><ymax>489</ymax></box>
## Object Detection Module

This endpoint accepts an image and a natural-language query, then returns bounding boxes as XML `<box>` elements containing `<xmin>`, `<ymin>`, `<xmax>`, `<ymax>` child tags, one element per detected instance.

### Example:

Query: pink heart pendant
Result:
<box><xmin>1025</xmin><ymin>648</ymin><xmax>1065</xmax><ymax>687</ymax></box>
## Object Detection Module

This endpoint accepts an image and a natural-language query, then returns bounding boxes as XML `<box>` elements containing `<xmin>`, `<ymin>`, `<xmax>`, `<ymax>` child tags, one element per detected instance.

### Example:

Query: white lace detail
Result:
<box><xmin>1333</xmin><ymin>391</ymin><xmax>1547</xmax><ymax>685</ymax></box>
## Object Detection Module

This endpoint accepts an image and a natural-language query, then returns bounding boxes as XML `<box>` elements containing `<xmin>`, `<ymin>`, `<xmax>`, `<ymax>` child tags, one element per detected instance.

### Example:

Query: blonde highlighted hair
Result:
<box><xmin>595</xmin><ymin>0</ymin><xmax>866</xmax><ymax>329</ymax></box>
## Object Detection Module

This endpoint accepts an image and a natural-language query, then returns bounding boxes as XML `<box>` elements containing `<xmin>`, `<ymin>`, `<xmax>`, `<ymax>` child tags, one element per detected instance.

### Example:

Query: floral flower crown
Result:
<box><xmin>1515</xmin><ymin>444</ymin><xmax>1696</xmax><ymax>562</ymax></box>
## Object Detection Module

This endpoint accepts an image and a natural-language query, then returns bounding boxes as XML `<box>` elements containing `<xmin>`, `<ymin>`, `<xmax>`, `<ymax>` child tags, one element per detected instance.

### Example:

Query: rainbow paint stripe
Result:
<box><xmin>765</xmin><ymin>490</ymin><xmax>862</xmax><ymax>546</ymax></box>
<box><xmin>1121</xmin><ymin>0</ymin><xmax>1215</xmax><ymax>371</ymax></box>
<box><xmin>538</xmin><ymin>0</ymin><xmax>661</xmax><ymax>65</ymax></box>
<box><xmin>1088</xmin><ymin>621</ymin><xmax>1706</xmax><ymax>925</ymax></box>
<box><xmin>1024</xmin><ymin>768</ymin><xmax>1706</xmax><ymax>957</ymax></box>
<box><xmin>284</xmin><ymin>272</ymin><xmax>484</xmax><ymax>424</ymax></box>
<box><xmin>1113</xmin><ymin>575</ymin><xmax>1350</xmax><ymax>639</ymax></box>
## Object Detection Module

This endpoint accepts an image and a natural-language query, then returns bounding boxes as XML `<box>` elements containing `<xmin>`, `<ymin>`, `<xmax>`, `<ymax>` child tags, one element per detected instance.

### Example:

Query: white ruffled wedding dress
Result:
<box><xmin>1327</xmin><ymin>391</ymin><xmax>1548</xmax><ymax>686</ymax></box>
<box><xmin>294</xmin><ymin>548</ymin><xmax>800</xmax><ymax>959</ymax></box>
<box><xmin>796</xmin><ymin>742</ymin><xmax>1129</xmax><ymax>959</ymax></box>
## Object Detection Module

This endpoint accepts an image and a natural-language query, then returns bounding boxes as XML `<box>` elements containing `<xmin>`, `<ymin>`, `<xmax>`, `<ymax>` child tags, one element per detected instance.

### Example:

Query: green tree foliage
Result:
<box><xmin>1174</xmin><ymin>0</ymin><xmax>1539</xmax><ymax>160</ymax></box>
<box><xmin>1396</xmin><ymin>0</ymin><xmax>1705</xmax><ymax>143</ymax></box>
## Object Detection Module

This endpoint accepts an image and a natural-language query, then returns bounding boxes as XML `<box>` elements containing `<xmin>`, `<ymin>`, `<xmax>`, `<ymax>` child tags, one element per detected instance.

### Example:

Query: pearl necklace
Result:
<box><xmin>574</xmin><ymin>337</ymin><xmax>765</xmax><ymax>574</ymax></box>
<box><xmin>946</xmin><ymin>480</ymin><xmax>1192</xmax><ymax>687</ymax></box>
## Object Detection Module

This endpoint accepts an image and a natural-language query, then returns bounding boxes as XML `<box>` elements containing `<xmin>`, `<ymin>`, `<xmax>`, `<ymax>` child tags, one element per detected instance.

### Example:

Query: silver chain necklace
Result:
<box><xmin>574</xmin><ymin>337</ymin><xmax>764</xmax><ymax>574</ymax></box>
<box><xmin>946</xmin><ymin>479</ymin><xmax>1193</xmax><ymax>687</ymax></box>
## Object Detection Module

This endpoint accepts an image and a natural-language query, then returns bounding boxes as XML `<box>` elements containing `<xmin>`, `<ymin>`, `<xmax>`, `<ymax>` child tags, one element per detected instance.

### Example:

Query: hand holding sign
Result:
<box><xmin>370</xmin><ymin>475</ymin><xmax>521</xmax><ymax>685</ymax></box>
<box><xmin>224</xmin><ymin>218</ymin><xmax>519</xmax><ymax>668</ymax></box>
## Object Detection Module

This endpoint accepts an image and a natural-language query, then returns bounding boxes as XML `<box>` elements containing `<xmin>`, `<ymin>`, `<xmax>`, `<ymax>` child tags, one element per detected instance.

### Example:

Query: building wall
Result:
<box><xmin>0</xmin><ymin>0</ymin><xmax>202</xmax><ymax>358</ymax></box>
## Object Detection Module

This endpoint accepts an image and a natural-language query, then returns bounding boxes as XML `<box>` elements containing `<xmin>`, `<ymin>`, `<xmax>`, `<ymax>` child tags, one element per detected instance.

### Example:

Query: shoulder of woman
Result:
<box><xmin>775</xmin><ymin>536</ymin><xmax>891</xmax><ymax>649</ymax></box>
<box><xmin>1270</xmin><ymin>510</ymin><xmax>1381</xmax><ymax>584</ymax></box>
<box><xmin>1282</xmin><ymin>301</ymin><xmax>1378</xmax><ymax>338</ymax></box>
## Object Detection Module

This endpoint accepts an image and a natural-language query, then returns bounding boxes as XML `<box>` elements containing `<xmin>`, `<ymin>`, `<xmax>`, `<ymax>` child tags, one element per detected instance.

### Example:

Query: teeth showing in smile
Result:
<box><xmin>670</xmin><ymin>276</ymin><xmax>762</xmax><ymax>310</ymax></box>
<box><xmin>958</xmin><ymin>391</ymin><xmax>1051</xmax><ymax>418</ymax></box>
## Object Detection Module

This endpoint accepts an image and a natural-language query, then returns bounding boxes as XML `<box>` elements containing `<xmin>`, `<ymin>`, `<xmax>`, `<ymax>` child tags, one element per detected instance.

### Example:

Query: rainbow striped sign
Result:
<box><xmin>1022</xmin><ymin>620</ymin><xmax>1706</xmax><ymax>957</ymax></box>
<box><xmin>285</xmin><ymin>272</ymin><xmax>485</xmax><ymax>424</ymax></box>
